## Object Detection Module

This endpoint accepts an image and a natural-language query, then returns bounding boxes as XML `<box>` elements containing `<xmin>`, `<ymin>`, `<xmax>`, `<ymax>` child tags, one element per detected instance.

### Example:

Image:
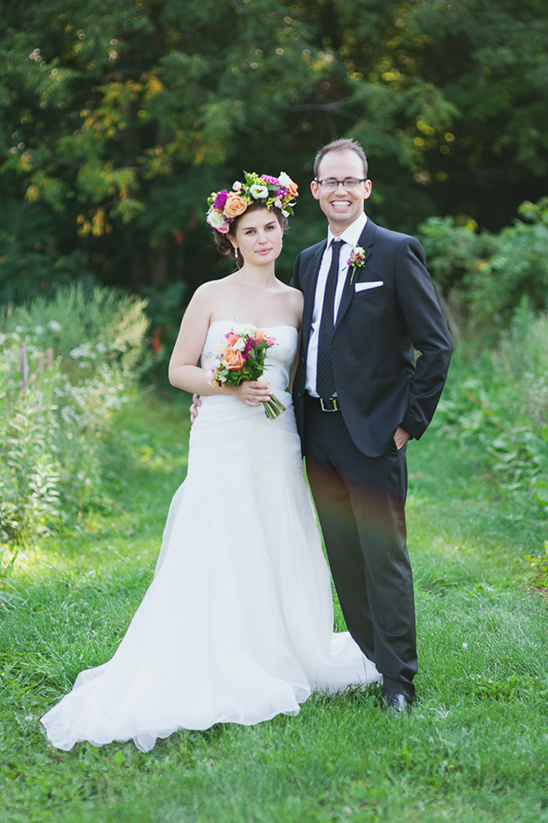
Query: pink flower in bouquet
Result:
<box><xmin>205</xmin><ymin>366</ymin><xmax>220</xmax><ymax>385</ymax></box>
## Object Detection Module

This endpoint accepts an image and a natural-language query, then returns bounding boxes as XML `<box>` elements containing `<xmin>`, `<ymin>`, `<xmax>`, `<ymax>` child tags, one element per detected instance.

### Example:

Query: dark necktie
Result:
<box><xmin>316</xmin><ymin>239</ymin><xmax>343</xmax><ymax>400</ymax></box>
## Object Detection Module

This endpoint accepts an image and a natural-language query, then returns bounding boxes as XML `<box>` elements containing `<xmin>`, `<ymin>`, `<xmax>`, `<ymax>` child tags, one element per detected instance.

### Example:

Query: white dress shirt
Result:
<box><xmin>305</xmin><ymin>212</ymin><xmax>368</xmax><ymax>396</ymax></box>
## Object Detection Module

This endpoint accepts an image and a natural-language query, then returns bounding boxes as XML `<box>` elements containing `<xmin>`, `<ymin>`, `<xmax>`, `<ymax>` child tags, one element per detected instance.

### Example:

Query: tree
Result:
<box><xmin>1</xmin><ymin>0</ymin><xmax>547</xmax><ymax>332</ymax></box>
<box><xmin>0</xmin><ymin>0</ymin><xmax>324</xmax><ymax>305</ymax></box>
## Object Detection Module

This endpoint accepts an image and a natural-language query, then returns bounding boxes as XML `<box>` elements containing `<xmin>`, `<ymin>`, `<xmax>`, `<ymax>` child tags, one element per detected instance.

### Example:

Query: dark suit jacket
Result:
<box><xmin>291</xmin><ymin>218</ymin><xmax>453</xmax><ymax>458</ymax></box>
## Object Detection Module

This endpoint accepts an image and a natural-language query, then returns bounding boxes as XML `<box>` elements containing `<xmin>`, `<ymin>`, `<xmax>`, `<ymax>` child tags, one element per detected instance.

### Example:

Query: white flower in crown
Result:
<box><xmin>207</xmin><ymin>209</ymin><xmax>228</xmax><ymax>230</ymax></box>
<box><xmin>249</xmin><ymin>184</ymin><xmax>269</xmax><ymax>199</ymax></box>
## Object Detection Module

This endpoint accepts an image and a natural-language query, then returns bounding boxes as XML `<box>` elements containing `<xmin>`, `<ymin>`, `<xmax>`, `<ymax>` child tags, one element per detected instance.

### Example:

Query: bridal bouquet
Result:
<box><xmin>205</xmin><ymin>327</ymin><xmax>286</xmax><ymax>419</ymax></box>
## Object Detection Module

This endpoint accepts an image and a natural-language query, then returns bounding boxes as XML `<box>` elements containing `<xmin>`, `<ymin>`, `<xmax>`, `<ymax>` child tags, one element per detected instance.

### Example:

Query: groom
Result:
<box><xmin>291</xmin><ymin>138</ymin><xmax>453</xmax><ymax>713</ymax></box>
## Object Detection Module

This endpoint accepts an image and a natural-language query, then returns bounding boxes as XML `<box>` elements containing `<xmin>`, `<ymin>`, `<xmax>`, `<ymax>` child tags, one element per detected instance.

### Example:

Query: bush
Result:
<box><xmin>419</xmin><ymin>197</ymin><xmax>548</xmax><ymax>339</ymax></box>
<box><xmin>469</xmin><ymin>199</ymin><xmax>548</xmax><ymax>326</ymax></box>
<box><xmin>0</xmin><ymin>285</ymin><xmax>150</xmax><ymax>567</ymax></box>
<box><xmin>437</xmin><ymin>302</ymin><xmax>548</xmax><ymax>523</ymax></box>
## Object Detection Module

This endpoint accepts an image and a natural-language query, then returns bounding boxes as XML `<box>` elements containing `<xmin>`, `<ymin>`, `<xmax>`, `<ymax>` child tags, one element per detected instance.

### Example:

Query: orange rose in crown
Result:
<box><xmin>224</xmin><ymin>192</ymin><xmax>247</xmax><ymax>219</ymax></box>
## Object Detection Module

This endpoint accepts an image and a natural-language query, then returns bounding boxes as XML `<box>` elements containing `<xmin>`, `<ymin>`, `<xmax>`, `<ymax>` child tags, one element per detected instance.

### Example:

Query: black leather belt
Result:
<box><xmin>305</xmin><ymin>393</ymin><xmax>340</xmax><ymax>412</ymax></box>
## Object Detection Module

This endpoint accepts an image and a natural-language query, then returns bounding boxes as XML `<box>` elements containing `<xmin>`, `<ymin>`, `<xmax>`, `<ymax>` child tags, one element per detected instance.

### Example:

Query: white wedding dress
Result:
<box><xmin>41</xmin><ymin>322</ymin><xmax>381</xmax><ymax>752</ymax></box>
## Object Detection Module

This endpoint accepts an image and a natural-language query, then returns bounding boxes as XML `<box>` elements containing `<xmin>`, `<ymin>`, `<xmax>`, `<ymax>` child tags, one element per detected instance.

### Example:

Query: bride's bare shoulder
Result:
<box><xmin>193</xmin><ymin>277</ymin><xmax>231</xmax><ymax>295</ymax></box>
<box><xmin>279</xmin><ymin>280</ymin><xmax>303</xmax><ymax>309</ymax></box>
<box><xmin>190</xmin><ymin>277</ymin><xmax>234</xmax><ymax>305</ymax></box>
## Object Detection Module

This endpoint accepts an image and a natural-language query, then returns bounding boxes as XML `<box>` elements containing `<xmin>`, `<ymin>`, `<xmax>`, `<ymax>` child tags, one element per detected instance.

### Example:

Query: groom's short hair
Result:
<box><xmin>313</xmin><ymin>138</ymin><xmax>368</xmax><ymax>180</ymax></box>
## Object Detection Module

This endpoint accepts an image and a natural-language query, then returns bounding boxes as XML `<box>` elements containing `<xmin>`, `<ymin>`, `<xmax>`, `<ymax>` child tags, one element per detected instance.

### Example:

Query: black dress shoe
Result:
<box><xmin>384</xmin><ymin>691</ymin><xmax>413</xmax><ymax>716</ymax></box>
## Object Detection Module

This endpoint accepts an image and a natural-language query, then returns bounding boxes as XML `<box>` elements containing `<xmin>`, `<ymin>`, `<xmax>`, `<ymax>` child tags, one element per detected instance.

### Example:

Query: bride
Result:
<box><xmin>41</xmin><ymin>172</ymin><xmax>381</xmax><ymax>753</ymax></box>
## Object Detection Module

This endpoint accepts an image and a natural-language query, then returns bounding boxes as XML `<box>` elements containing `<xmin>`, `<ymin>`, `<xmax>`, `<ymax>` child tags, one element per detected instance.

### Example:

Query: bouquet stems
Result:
<box><xmin>263</xmin><ymin>394</ymin><xmax>286</xmax><ymax>420</ymax></box>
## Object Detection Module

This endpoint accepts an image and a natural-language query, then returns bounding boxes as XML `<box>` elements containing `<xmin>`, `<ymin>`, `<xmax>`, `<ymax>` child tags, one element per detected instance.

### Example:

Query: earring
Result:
<box><xmin>233</xmin><ymin>247</ymin><xmax>239</xmax><ymax>258</ymax></box>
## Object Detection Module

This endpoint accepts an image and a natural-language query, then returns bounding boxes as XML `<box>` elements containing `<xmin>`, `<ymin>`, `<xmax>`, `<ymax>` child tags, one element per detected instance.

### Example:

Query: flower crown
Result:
<box><xmin>206</xmin><ymin>171</ymin><xmax>298</xmax><ymax>234</ymax></box>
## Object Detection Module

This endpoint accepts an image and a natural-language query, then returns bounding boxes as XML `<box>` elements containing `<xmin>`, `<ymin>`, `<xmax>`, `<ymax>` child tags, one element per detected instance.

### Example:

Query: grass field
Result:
<box><xmin>1</xmin><ymin>389</ymin><xmax>547</xmax><ymax>822</ymax></box>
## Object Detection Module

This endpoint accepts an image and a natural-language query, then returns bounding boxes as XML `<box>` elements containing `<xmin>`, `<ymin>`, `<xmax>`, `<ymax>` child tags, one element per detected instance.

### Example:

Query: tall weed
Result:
<box><xmin>3</xmin><ymin>283</ymin><xmax>150</xmax><ymax>377</ymax></box>
<box><xmin>0</xmin><ymin>285</ymin><xmax>150</xmax><ymax>569</ymax></box>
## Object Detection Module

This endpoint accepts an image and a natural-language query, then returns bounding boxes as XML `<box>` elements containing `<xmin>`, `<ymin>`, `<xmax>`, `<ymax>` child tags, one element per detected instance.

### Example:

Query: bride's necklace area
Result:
<box><xmin>226</xmin><ymin>272</ymin><xmax>286</xmax><ymax>328</ymax></box>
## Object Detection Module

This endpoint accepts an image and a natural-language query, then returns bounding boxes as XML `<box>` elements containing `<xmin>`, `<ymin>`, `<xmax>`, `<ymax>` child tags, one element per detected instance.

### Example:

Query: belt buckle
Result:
<box><xmin>320</xmin><ymin>396</ymin><xmax>339</xmax><ymax>412</ymax></box>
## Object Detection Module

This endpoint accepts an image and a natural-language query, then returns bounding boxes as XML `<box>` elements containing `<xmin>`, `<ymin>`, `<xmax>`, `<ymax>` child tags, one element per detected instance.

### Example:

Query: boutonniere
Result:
<box><xmin>348</xmin><ymin>245</ymin><xmax>366</xmax><ymax>284</ymax></box>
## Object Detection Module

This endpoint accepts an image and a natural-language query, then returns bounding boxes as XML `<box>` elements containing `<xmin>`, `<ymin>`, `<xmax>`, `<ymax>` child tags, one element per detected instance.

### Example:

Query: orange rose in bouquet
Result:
<box><xmin>222</xmin><ymin>348</ymin><xmax>245</xmax><ymax>371</ymax></box>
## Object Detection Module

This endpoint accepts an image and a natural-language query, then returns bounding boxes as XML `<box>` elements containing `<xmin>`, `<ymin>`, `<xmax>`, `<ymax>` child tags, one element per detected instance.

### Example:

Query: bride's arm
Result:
<box><xmin>168</xmin><ymin>285</ymin><xmax>271</xmax><ymax>406</ymax></box>
<box><xmin>168</xmin><ymin>284</ymin><xmax>222</xmax><ymax>396</ymax></box>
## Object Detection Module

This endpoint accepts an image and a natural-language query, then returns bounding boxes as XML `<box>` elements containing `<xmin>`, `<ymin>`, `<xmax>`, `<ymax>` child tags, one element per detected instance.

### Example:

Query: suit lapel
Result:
<box><xmin>335</xmin><ymin>219</ymin><xmax>377</xmax><ymax>329</ymax></box>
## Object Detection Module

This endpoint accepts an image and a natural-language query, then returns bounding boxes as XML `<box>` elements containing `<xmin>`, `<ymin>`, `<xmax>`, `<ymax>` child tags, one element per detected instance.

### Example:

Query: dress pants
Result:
<box><xmin>303</xmin><ymin>395</ymin><xmax>417</xmax><ymax>698</ymax></box>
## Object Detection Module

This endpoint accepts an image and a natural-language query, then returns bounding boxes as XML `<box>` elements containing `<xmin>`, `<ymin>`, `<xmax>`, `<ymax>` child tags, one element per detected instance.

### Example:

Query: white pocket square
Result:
<box><xmin>355</xmin><ymin>280</ymin><xmax>384</xmax><ymax>292</ymax></box>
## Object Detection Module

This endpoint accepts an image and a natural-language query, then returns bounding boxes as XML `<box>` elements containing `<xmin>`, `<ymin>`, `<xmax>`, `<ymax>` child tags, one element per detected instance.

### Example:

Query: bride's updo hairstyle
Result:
<box><xmin>206</xmin><ymin>171</ymin><xmax>298</xmax><ymax>269</ymax></box>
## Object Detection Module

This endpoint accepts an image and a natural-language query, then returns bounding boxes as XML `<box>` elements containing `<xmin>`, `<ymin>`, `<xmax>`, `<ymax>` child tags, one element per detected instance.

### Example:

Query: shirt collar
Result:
<box><xmin>327</xmin><ymin>212</ymin><xmax>367</xmax><ymax>250</ymax></box>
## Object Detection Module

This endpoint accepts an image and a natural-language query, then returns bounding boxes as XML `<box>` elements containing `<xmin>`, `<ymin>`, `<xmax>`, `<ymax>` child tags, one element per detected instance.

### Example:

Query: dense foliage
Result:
<box><xmin>1</xmin><ymin>0</ymin><xmax>548</xmax><ymax>330</ymax></box>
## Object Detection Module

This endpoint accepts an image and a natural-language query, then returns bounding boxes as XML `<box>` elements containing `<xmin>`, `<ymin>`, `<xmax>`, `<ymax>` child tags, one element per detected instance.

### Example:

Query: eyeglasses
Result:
<box><xmin>314</xmin><ymin>177</ymin><xmax>367</xmax><ymax>192</ymax></box>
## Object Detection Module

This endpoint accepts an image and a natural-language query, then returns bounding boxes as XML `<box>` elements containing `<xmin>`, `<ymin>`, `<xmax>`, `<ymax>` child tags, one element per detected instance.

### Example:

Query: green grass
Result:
<box><xmin>1</xmin><ymin>391</ymin><xmax>547</xmax><ymax>822</ymax></box>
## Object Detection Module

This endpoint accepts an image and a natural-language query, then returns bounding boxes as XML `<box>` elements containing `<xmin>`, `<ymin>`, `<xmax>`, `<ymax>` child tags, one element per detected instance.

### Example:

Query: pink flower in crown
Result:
<box><xmin>261</xmin><ymin>174</ymin><xmax>279</xmax><ymax>185</ymax></box>
<box><xmin>233</xmin><ymin>181</ymin><xmax>242</xmax><ymax>192</ymax></box>
<box><xmin>213</xmin><ymin>190</ymin><xmax>228</xmax><ymax>210</ymax></box>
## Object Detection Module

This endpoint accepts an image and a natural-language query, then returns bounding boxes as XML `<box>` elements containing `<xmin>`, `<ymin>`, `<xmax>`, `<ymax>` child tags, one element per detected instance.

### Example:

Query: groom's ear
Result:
<box><xmin>310</xmin><ymin>180</ymin><xmax>320</xmax><ymax>200</ymax></box>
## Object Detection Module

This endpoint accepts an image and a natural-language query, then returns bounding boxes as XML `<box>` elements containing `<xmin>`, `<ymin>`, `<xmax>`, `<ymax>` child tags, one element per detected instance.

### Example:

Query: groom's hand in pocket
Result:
<box><xmin>394</xmin><ymin>426</ymin><xmax>411</xmax><ymax>450</ymax></box>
